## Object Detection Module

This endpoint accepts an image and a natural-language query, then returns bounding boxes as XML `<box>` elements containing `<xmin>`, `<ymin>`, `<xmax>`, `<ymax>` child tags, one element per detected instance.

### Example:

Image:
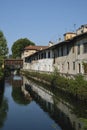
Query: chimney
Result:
<box><xmin>48</xmin><ymin>41</ymin><xmax>54</xmax><ymax>47</ymax></box>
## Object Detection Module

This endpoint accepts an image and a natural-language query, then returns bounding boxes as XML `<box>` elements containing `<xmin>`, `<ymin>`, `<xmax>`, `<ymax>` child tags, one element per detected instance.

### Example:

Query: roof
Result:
<box><xmin>4</xmin><ymin>59</ymin><xmax>23</xmax><ymax>61</ymax></box>
<box><xmin>25</xmin><ymin>32</ymin><xmax>87</xmax><ymax>59</ymax></box>
<box><xmin>64</xmin><ymin>32</ymin><xmax>76</xmax><ymax>36</ymax></box>
<box><xmin>77</xmin><ymin>24</ymin><xmax>87</xmax><ymax>31</ymax></box>
<box><xmin>24</xmin><ymin>45</ymin><xmax>48</xmax><ymax>50</ymax></box>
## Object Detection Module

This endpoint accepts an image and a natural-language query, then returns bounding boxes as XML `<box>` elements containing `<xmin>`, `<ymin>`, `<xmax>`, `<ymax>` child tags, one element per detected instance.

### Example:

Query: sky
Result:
<box><xmin>0</xmin><ymin>0</ymin><xmax>87</xmax><ymax>54</ymax></box>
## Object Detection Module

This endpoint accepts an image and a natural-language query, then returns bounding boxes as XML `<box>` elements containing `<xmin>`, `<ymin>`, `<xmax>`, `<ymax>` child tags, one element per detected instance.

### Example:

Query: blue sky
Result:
<box><xmin>0</xmin><ymin>0</ymin><xmax>87</xmax><ymax>54</ymax></box>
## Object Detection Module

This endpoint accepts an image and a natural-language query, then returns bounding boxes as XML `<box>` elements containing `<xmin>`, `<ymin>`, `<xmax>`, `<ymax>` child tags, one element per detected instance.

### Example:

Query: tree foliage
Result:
<box><xmin>12</xmin><ymin>86</ymin><xmax>31</xmax><ymax>105</ymax></box>
<box><xmin>11</xmin><ymin>38</ymin><xmax>35</xmax><ymax>58</ymax></box>
<box><xmin>83</xmin><ymin>62</ymin><xmax>87</xmax><ymax>73</ymax></box>
<box><xmin>0</xmin><ymin>31</ymin><xmax>8</xmax><ymax>58</ymax></box>
<box><xmin>0</xmin><ymin>31</ymin><xmax>8</xmax><ymax>77</ymax></box>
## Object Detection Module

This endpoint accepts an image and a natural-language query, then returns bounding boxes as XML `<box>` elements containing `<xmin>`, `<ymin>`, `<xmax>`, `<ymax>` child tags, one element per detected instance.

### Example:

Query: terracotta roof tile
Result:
<box><xmin>24</xmin><ymin>45</ymin><xmax>48</xmax><ymax>50</ymax></box>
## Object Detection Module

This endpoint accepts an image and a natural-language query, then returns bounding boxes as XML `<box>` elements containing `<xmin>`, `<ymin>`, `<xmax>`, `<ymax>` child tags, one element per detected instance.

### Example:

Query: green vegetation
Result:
<box><xmin>21</xmin><ymin>69</ymin><xmax>87</xmax><ymax>101</ymax></box>
<box><xmin>0</xmin><ymin>79</ymin><xmax>8</xmax><ymax>128</ymax></box>
<box><xmin>0</xmin><ymin>68</ymin><xmax>4</xmax><ymax>78</ymax></box>
<box><xmin>0</xmin><ymin>98</ymin><xmax>8</xmax><ymax>128</ymax></box>
<box><xmin>80</xmin><ymin>118</ymin><xmax>87</xmax><ymax>129</ymax></box>
<box><xmin>83</xmin><ymin>62</ymin><xmax>87</xmax><ymax>73</ymax></box>
<box><xmin>0</xmin><ymin>31</ymin><xmax>8</xmax><ymax>79</ymax></box>
<box><xmin>11</xmin><ymin>38</ymin><xmax>35</xmax><ymax>58</ymax></box>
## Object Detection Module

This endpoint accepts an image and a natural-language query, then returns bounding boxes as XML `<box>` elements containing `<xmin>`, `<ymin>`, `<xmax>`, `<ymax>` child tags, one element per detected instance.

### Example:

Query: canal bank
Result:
<box><xmin>21</xmin><ymin>70</ymin><xmax>87</xmax><ymax>102</ymax></box>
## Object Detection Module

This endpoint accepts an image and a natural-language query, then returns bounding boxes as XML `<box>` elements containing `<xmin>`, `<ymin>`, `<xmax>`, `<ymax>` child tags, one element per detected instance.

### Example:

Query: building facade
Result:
<box><xmin>22</xmin><ymin>25</ymin><xmax>87</xmax><ymax>76</ymax></box>
<box><xmin>21</xmin><ymin>45</ymin><xmax>48</xmax><ymax>69</ymax></box>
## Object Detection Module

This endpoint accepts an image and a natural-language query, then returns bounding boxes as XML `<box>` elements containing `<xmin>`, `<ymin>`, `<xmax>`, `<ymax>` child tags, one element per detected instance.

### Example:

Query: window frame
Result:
<box><xmin>83</xmin><ymin>42</ymin><xmax>87</xmax><ymax>53</ymax></box>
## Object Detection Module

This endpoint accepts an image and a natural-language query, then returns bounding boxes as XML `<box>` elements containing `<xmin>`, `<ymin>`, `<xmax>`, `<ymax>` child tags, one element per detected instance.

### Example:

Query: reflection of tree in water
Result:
<box><xmin>12</xmin><ymin>85</ymin><xmax>32</xmax><ymax>105</ymax></box>
<box><xmin>0</xmin><ymin>85</ymin><xmax>8</xmax><ymax>128</ymax></box>
<box><xmin>0</xmin><ymin>98</ymin><xmax>8</xmax><ymax>128</ymax></box>
<box><xmin>12</xmin><ymin>79</ymin><xmax>23</xmax><ymax>88</ymax></box>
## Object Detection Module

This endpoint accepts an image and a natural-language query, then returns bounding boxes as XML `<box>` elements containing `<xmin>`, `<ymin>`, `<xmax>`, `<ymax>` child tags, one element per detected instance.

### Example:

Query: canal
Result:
<box><xmin>0</xmin><ymin>75</ymin><xmax>87</xmax><ymax>130</ymax></box>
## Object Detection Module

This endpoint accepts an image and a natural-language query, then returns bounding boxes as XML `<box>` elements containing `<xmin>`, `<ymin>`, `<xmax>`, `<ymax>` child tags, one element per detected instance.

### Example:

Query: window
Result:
<box><xmin>41</xmin><ymin>53</ymin><xmax>43</xmax><ymax>59</ymax></box>
<box><xmin>61</xmin><ymin>46</ymin><xmax>63</xmax><ymax>56</ymax></box>
<box><xmin>44</xmin><ymin>52</ymin><xmax>46</xmax><ymax>58</ymax></box>
<box><xmin>83</xmin><ymin>42</ymin><xmax>87</xmax><ymax>53</ymax></box>
<box><xmin>57</xmin><ymin>47</ymin><xmax>59</xmax><ymax>57</ymax></box>
<box><xmin>67</xmin><ymin>45</ymin><xmax>69</xmax><ymax>54</ymax></box>
<box><xmin>48</xmin><ymin>51</ymin><xmax>50</xmax><ymax>58</ymax></box>
<box><xmin>53</xmin><ymin>52</ymin><xmax>55</xmax><ymax>64</ymax></box>
<box><xmin>72</xmin><ymin>43</ymin><xmax>75</xmax><ymax>53</ymax></box>
<box><xmin>62</xmin><ymin>64</ymin><xmax>64</xmax><ymax>71</ymax></box>
<box><xmin>67</xmin><ymin>62</ymin><xmax>69</xmax><ymax>70</ymax></box>
<box><xmin>39</xmin><ymin>54</ymin><xmax>40</xmax><ymax>59</ymax></box>
<box><xmin>73</xmin><ymin>62</ymin><xmax>75</xmax><ymax>70</ymax></box>
<box><xmin>78</xmin><ymin>44</ymin><xmax>80</xmax><ymax>54</ymax></box>
<box><xmin>36</xmin><ymin>56</ymin><xmax>38</xmax><ymax>60</ymax></box>
<box><xmin>78</xmin><ymin>63</ymin><xmax>81</xmax><ymax>73</ymax></box>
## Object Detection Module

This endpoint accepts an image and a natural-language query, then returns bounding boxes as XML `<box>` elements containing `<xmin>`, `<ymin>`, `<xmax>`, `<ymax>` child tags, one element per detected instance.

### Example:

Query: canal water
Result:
<box><xmin>0</xmin><ymin>75</ymin><xmax>87</xmax><ymax>130</ymax></box>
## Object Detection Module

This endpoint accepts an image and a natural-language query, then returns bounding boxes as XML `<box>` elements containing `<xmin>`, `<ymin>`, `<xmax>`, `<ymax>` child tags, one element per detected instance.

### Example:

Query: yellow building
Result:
<box><xmin>64</xmin><ymin>32</ymin><xmax>76</xmax><ymax>40</ymax></box>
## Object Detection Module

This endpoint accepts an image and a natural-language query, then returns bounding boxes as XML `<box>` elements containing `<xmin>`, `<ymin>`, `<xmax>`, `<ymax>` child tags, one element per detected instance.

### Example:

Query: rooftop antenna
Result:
<box><xmin>74</xmin><ymin>24</ymin><xmax>76</xmax><ymax>33</ymax></box>
<box><xmin>65</xmin><ymin>28</ymin><xmax>67</xmax><ymax>33</ymax></box>
<box><xmin>58</xmin><ymin>35</ymin><xmax>62</xmax><ymax>42</ymax></box>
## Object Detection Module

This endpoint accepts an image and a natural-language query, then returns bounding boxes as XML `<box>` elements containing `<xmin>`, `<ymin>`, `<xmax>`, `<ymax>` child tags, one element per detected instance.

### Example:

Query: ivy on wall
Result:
<box><xmin>83</xmin><ymin>62</ymin><xmax>87</xmax><ymax>73</ymax></box>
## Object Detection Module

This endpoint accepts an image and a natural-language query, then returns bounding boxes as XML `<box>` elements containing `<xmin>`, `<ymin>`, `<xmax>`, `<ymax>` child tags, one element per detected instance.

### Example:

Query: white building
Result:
<box><xmin>22</xmin><ymin>25</ymin><xmax>87</xmax><ymax>76</ymax></box>
<box><xmin>24</xmin><ymin>47</ymin><xmax>54</xmax><ymax>72</ymax></box>
<box><xmin>21</xmin><ymin>45</ymin><xmax>48</xmax><ymax>69</ymax></box>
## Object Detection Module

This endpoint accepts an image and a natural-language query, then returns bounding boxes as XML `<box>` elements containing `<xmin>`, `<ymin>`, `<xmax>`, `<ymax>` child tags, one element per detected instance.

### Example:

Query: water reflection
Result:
<box><xmin>22</xmin><ymin>76</ymin><xmax>87</xmax><ymax>130</ymax></box>
<box><xmin>11</xmin><ymin>75</ymin><xmax>32</xmax><ymax>105</ymax></box>
<box><xmin>0</xmin><ymin>80</ymin><xmax>8</xmax><ymax>128</ymax></box>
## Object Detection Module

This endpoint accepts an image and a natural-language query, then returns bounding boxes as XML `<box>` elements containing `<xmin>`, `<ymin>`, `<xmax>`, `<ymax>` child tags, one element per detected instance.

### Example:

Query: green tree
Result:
<box><xmin>0</xmin><ymin>31</ymin><xmax>8</xmax><ymax>57</ymax></box>
<box><xmin>11</xmin><ymin>38</ymin><xmax>35</xmax><ymax>58</ymax></box>
<box><xmin>0</xmin><ymin>31</ymin><xmax>8</xmax><ymax>77</ymax></box>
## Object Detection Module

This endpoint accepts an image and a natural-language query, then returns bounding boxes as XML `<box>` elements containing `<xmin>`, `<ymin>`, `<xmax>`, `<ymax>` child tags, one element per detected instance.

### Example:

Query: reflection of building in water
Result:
<box><xmin>23</xmin><ymin>76</ymin><xmax>85</xmax><ymax>130</ymax></box>
<box><xmin>54</xmin><ymin>98</ymin><xmax>83</xmax><ymax>130</ymax></box>
<box><xmin>23</xmin><ymin>76</ymin><xmax>53</xmax><ymax>104</ymax></box>
<box><xmin>21</xmin><ymin>85</ymin><xmax>32</xmax><ymax>101</ymax></box>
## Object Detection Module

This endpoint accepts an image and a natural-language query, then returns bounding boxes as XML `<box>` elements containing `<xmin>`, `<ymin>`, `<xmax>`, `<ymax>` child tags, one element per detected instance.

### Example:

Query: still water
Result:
<box><xmin>0</xmin><ymin>75</ymin><xmax>87</xmax><ymax>130</ymax></box>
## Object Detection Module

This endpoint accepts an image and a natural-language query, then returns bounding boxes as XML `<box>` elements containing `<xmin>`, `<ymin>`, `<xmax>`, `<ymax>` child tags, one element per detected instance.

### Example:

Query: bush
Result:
<box><xmin>22</xmin><ymin>70</ymin><xmax>87</xmax><ymax>101</ymax></box>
